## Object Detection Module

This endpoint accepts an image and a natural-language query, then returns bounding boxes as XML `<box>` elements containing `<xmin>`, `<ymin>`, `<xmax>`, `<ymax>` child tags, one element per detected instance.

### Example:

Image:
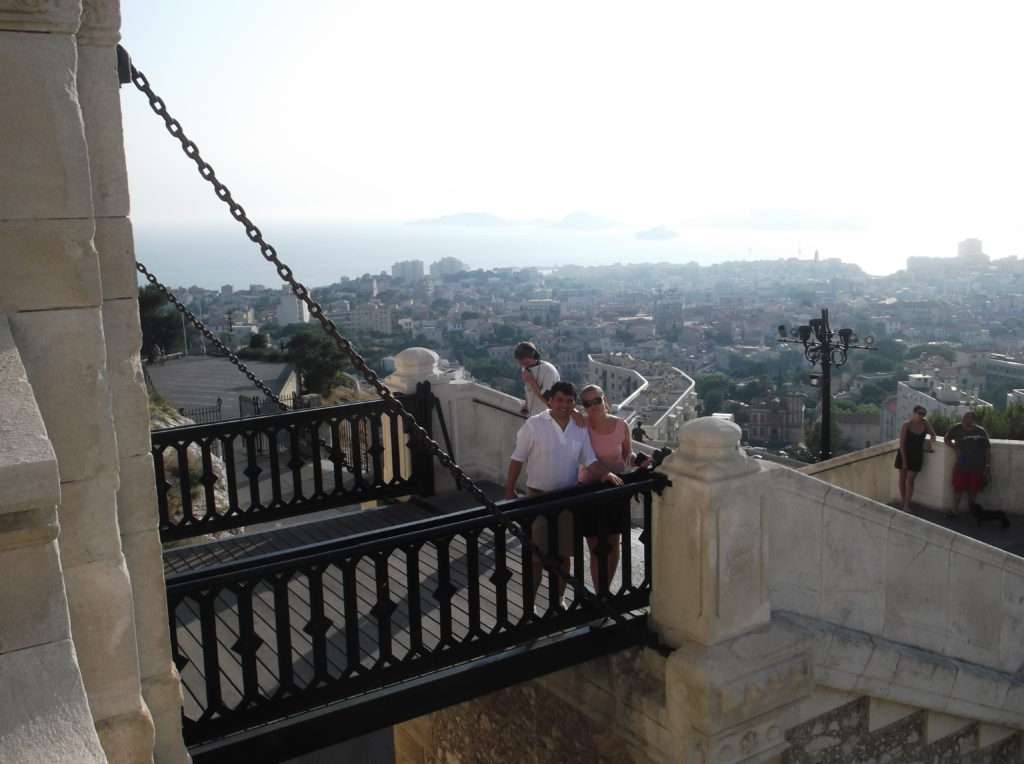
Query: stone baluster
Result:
<box><xmin>651</xmin><ymin>417</ymin><xmax>814</xmax><ymax>763</ymax></box>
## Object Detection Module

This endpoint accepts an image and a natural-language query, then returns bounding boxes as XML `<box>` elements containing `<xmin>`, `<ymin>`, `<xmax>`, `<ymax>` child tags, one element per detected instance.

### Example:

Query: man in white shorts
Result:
<box><xmin>504</xmin><ymin>381</ymin><xmax>623</xmax><ymax>610</ymax></box>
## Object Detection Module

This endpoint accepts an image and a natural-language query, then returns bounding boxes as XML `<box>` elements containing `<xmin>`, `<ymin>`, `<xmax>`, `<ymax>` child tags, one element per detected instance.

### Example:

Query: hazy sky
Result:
<box><xmin>120</xmin><ymin>1</ymin><xmax>1024</xmax><ymax>273</ymax></box>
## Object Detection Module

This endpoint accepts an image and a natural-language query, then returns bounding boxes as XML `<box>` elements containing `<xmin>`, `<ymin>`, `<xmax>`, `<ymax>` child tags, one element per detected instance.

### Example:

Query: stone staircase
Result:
<box><xmin>784</xmin><ymin>696</ymin><xmax>1021</xmax><ymax>763</ymax></box>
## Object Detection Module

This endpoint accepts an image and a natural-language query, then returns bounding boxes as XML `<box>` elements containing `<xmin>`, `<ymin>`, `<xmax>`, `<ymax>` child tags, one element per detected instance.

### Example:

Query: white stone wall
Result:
<box><xmin>765</xmin><ymin>465</ymin><xmax>1024</xmax><ymax>676</ymax></box>
<box><xmin>804</xmin><ymin>437</ymin><xmax>1024</xmax><ymax>516</ymax></box>
<box><xmin>0</xmin><ymin>317</ymin><xmax>107</xmax><ymax>764</ymax></box>
<box><xmin>1</xmin><ymin>1</ymin><xmax>185</xmax><ymax>761</ymax></box>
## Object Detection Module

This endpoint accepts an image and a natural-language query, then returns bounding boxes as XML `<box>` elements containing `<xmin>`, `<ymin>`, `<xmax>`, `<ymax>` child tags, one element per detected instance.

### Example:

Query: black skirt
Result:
<box><xmin>894</xmin><ymin>430</ymin><xmax>926</xmax><ymax>472</ymax></box>
<box><xmin>577</xmin><ymin>493</ymin><xmax>631</xmax><ymax>537</ymax></box>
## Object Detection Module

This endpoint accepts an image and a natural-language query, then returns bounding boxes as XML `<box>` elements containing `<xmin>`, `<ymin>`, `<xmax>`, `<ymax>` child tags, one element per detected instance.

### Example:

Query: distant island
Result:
<box><xmin>636</xmin><ymin>225</ymin><xmax>678</xmax><ymax>241</ymax></box>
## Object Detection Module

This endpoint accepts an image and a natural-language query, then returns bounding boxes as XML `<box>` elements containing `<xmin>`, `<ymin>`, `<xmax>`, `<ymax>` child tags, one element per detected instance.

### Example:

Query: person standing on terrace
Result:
<box><xmin>944</xmin><ymin>410</ymin><xmax>991</xmax><ymax>517</ymax></box>
<box><xmin>514</xmin><ymin>341</ymin><xmax>560</xmax><ymax>416</ymax></box>
<box><xmin>579</xmin><ymin>384</ymin><xmax>638</xmax><ymax>593</ymax></box>
<box><xmin>894</xmin><ymin>405</ymin><xmax>937</xmax><ymax>510</ymax></box>
<box><xmin>504</xmin><ymin>381</ymin><xmax>623</xmax><ymax>610</ymax></box>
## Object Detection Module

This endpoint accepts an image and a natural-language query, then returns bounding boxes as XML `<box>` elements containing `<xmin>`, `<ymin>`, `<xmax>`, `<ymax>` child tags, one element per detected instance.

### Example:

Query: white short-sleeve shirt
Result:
<box><xmin>522</xmin><ymin>360</ymin><xmax>560</xmax><ymax>416</ymax></box>
<box><xmin>510</xmin><ymin>410</ymin><xmax>597</xmax><ymax>492</ymax></box>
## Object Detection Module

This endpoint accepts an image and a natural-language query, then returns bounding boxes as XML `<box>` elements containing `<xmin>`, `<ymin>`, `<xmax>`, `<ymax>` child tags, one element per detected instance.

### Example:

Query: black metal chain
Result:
<box><xmin>137</xmin><ymin>262</ymin><xmax>282</xmax><ymax>402</ymax></box>
<box><xmin>122</xmin><ymin>46</ymin><xmax>660</xmax><ymax>637</ymax></box>
<box><xmin>138</xmin><ymin>261</ymin><xmax>354</xmax><ymax>469</ymax></box>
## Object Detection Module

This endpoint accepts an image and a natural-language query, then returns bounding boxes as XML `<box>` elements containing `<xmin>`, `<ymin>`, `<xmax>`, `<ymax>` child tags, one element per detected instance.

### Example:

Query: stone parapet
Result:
<box><xmin>780</xmin><ymin>612</ymin><xmax>1024</xmax><ymax>731</ymax></box>
<box><xmin>0</xmin><ymin>313</ymin><xmax>105</xmax><ymax>762</ymax></box>
<box><xmin>766</xmin><ymin>464</ymin><xmax>1024</xmax><ymax>676</ymax></box>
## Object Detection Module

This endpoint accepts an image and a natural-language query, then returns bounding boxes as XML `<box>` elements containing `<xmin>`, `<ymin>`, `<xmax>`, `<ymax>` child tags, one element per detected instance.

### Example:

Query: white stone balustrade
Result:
<box><xmin>765</xmin><ymin>465</ymin><xmax>1024</xmax><ymax>676</ymax></box>
<box><xmin>803</xmin><ymin>436</ymin><xmax>1024</xmax><ymax>516</ymax></box>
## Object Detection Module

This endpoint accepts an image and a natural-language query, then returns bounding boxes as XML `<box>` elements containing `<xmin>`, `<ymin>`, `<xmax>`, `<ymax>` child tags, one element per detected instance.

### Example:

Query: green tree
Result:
<box><xmin>285</xmin><ymin>329</ymin><xmax>351</xmax><ymax>395</ymax></box>
<box><xmin>858</xmin><ymin>382</ymin><xmax>890</xmax><ymax>406</ymax></box>
<box><xmin>804</xmin><ymin>420</ymin><xmax>844</xmax><ymax>460</ymax></box>
<box><xmin>249</xmin><ymin>333</ymin><xmax>269</xmax><ymax>349</ymax></box>
<box><xmin>861</xmin><ymin>355</ymin><xmax>895</xmax><ymax>373</ymax></box>
<box><xmin>138</xmin><ymin>285</ymin><xmax>181</xmax><ymax>361</ymax></box>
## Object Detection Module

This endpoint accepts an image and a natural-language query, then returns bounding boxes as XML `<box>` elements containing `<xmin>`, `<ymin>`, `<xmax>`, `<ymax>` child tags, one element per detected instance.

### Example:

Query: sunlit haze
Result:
<box><xmin>121</xmin><ymin>1</ymin><xmax>1024</xmax><ymax>279</ymax></box>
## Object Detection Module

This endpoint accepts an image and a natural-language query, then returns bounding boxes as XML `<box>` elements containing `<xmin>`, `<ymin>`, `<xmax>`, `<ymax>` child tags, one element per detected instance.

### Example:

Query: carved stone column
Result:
<box><xmin>77</xmin><ymin>1</ymin><xmax>189</xmax><ymax>761</ymax></box>
<box><xmin>0</xmin><ymin>1</ymin><xmax>157</xmax><ymax>760</ymax></box>
<box><xmin>651</xmin><ymin>418</ymin><xmax>814</xmax><ymax>762</ymax></box>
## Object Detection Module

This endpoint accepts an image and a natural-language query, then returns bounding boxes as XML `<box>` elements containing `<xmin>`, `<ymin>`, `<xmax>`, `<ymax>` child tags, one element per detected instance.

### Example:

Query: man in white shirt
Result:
<box><xmin>504</xmin><ymin>381</ymin><xmax>623</xmax><ymax>609</ymax></box>
<box><xmin>514</xmin><ymin>341</ymin><xmax>561</xmax><ymax>416</ymax></box>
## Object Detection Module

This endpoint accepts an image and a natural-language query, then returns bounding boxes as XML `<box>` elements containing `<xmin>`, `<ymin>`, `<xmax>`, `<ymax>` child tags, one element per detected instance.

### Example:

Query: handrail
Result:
<box><xmin>152</xmin><ymin>388</ymin><xmax>432</xmax><ymax>541</ymax></box>
<box><xmin>471</xmin><ymin>397</ymin><xmax>526</xmax><ymax>420</ymax></box>
<box><xmin>166</xmin><ymin>473</ymin><xmax>668</xmax><ymax>591</ymax></box>
<box><xmin>165</xmin><ymin>469</ymin><xmax>663</xmax><ymax>747</ymax></box>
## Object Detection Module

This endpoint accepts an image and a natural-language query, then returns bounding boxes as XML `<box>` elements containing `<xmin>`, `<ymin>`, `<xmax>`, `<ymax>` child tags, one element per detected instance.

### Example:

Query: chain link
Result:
<box><xmin>125</xmin><ymin>50</ymin><xmax>656</xmax><ymax>636</ymax></box>
<box><xmin>137</xmin><ymin>262</ymin><xmax>282</xmax><ymax>402</ymax></box>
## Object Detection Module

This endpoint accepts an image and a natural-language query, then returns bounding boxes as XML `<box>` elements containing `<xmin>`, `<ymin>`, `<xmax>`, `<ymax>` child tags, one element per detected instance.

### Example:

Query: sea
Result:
<box><xmin>132</xmin><ymin>220</ymin><xmax>901</xmax><ymax>290</ymax></box>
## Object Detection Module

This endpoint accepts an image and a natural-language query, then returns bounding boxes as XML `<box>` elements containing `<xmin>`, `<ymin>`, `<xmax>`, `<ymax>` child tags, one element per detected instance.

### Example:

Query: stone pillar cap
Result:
<box><xmin>665</xmin><ymin>416</ymin><xmax>757</xmax><ymax>480</ymax></box>
<box><xmin>394</xmin><ymin>347</ymin><xmax>440</xmax><ymax>377</ymax></box>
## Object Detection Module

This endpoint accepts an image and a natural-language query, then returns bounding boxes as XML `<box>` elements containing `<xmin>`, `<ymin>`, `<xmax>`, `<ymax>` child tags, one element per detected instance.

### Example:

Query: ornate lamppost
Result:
<box><xmin>777</xmin><ymin>308</ymin><xmax>874</xmax><ymax>461</ymax></box>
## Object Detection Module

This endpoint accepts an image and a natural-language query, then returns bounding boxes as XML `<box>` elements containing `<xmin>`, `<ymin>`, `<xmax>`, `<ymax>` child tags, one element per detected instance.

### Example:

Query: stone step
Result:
<box><xmin>966</xmin><ymin>730</ymin><xmax>1022</xmax><ymax>763</ymax></box>
<box><xmin>783</xmin><ymin>694</ymin><xmax>1014</xmax><ymax>763</ymax></box>
<box><xmin>868</xmin><ymin>697</ymin><xmax>918</xmax><ymax>733</ymax></box>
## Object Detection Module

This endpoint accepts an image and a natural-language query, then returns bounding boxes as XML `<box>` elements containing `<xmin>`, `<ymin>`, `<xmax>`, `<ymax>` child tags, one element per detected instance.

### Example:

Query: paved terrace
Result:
<box><xmin>147</xmin><ymin>355</ymin><xmax>295</xmax><ymax>419</ymax></box>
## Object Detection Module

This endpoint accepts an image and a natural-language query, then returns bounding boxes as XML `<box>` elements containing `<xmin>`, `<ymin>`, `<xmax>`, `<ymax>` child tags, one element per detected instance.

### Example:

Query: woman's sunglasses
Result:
<box><xmin>581</xmin><ymin>396</ymin><xmax>603</xmax><ymax>408</ymax></box>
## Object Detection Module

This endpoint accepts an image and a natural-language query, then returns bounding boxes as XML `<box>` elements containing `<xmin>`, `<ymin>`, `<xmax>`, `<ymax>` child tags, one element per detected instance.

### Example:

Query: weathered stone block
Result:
<box><xmin>95</xmin><ymin>706</ymin><xmax>155</xmax><ymax>764</ymax></box>
<box><xmin>8</xmin><ymin>308</ymin><xmax>118</xmax><ymax>483</ymax></box>
<box><xmin>0</xmin><ymin>219</ymin><xmax>101</xmax><ymax>314</ymax></box>
<box><xmin>0</xmin><ymin>540</ymin><xmax>71</xmax><ymax>653</ymax></box>
<box><xmin>820</xmin><ymin>491</ymin><xmax>889</xmax><ymax>633</ymax></box>
<box><xmin>103</xmin><ymin>297</ymin><xmax>151</xmax><ymax>458</ymax></box>
<box><xmin>142</xmin><ymin>672</ymin><xmax>189</xmax><ymax>764</ymax></box>
<box><xmin>765</xmin><ymin>474</ymin><xmax>825</xmax><ymax>617</ymax></box>
<box><xmin>820</xmin><ymin>627</ymin><xmax>874</xmax><ymax>679</ymax></box>
<box><xmin>1000</xmin><ymin>558</ymin><xmax>1024</xmax><ymax>675</ymax></box>
<box><xmin>0</xmin><ymin>314</ymin><xmax>60</xmax><ymax>516</ymax></box>
<box><xmin>883</xmin><ymin>516</ymin><xmax>952</xmax><ymax>655</ymax></box>
<box><xmin>58</xmin><ymin>474</ymin><xmax>123</xmax><ymax>568</ymax></box>
<box><xmin>0</xmin><ymin>639</ymin><xmax>106</xmax><ymax>764</ymax></box>
<box><xmin>64</xmin><ymin>557</ymin><xmax>145</xmax><ymax>721</ymax></box>
<box><xmin>96</xmin><ymin>217</ymin><xmax>137</xmax><ymax>301</ymax></box>
<box><xmin>945</xmin><ymin>537</ymin><xmax>1004</xmax><ymax>667</ymax></box>
<box><xmin>77</xmin><ymin>43</ymin><xmax>129</xmax><ymax>217</ymax></box>
<box><xmin>78</xmin><ymin>0</ymin><xmax>121</xmax><ymax>46</ymax></box>
<box><xmin>0</xmin><ymin>507</ymin><xmax>59</xmax><ymax>553</ymax></box>
<box><xmin>116</xmin><ymin>452</ymin><xmax>159</xmax><ymax>536</ymax></box>
<box><xmin>0</xmin><ymin>1</ymin><xmax>81</xmax><ymax>34</ymax></box>
<box><xmin>891</xmin><ymin>647</ymin><xmax>957</xmax><ymax>702</ymax></box>
<box><xmin>121</xmin><ymin>528</ymin><xmax>172</xmax><ymax>675</ymax></box>
<box><xmin>0</xmin><ymin>32</ymin><xmax>93</xmax><ymax>220</ymax></box>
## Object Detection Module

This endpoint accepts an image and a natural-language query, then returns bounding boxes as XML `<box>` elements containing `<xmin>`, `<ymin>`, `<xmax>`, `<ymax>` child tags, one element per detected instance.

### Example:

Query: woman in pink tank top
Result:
<box><xmin>579</xmin><ymin>384</ymin><xmax>635</xmax><ymax>593</ymax></box>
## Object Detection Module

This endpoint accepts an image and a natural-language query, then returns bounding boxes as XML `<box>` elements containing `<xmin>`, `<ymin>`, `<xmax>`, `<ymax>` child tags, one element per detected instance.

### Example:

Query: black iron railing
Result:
<box><xmin>179</xmin><ymin>400</ymin><xmax>224</xmax><ymax>425</ymax></box>
<box><xmin>152</xmin><ymin>384</ymin><xmax>436</xmax><ymax>542</ymax></box>
<box><xmin>166</xmin><ymin>472</ymin><xmax>666</xmax><ymax>748</ymax></box>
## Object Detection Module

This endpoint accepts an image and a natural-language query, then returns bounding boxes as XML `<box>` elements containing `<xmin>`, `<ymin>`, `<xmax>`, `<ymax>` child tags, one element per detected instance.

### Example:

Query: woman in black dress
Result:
<box><xmin>895</xmin><ymin>405</ymin><xmax>938</xmax><ymax>510</ymax></box>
